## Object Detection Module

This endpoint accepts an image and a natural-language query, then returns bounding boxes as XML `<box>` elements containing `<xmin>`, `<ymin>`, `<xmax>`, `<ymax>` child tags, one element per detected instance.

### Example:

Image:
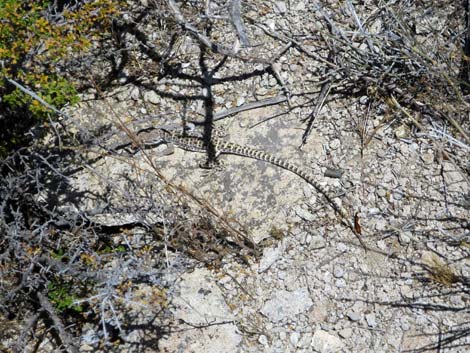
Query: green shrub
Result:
<box><xmin>47</xmin><ymin>280</ymin><xmax>84</xmax><ymax>313</ymax></box>
<box><xmin>0</xmin><ymin>0</ymin><xmax>124</xmax><ymax>155</ymax></box>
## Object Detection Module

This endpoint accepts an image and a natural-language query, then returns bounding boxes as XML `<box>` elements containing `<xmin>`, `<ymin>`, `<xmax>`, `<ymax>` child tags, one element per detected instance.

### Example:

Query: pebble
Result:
<box><xmin>359</xmin><ymin>96</ymin><xmax>369</xmax><ymax>105</ymax></box>
<box><xmin>377</xmin><ymin>149</ymin><xmax>387</xmax><ymax>158</ymax></box>
<box><xmin>257</xmin><ymin>87</ymin><xmax>269</xmax><ymax>96</ymax></box>
<box><xmin>401</xmin><ymin>321</ymin><xmax>410</xmax><ymax>331</ymax></box>
<box><xmin>301</xmin><ymin>233</ymin><xmax>312</xmax><ymax>246</ymax></box>
<box><xmin>347</xmin><ymin>312</ymin><xmax>361</xmax><ymax>322</ymax></box>
<box><xmin>365</xmin><ymin>313</ymin><xmax>377</xmax><ymax>327</ymax></box>
<box><xmin>130</xmin><ymin>86</ymin><xmax>140</xmax><ymax>100</ymax></box>
<box><xmin>311</xmin><ymin>330</ymin><xmax>345</xmax><ymax>353</ymax></box>
<box><xmin>338</xmin><ymin>328</ymin><xmax>352</xmax><ymax>339</ymax></box>
<box><xmin>393</xmin><ymin>190</ymin><xmax>404</xmax><ymax>200</ymax></box>
<box><xmin>394</xmin><ymin>124</ymin><xmax>409</xmax><ymax>138</ymax></box>
<box><xmin>259</xmin><ymin>335</ymin><xmax>269</xmax><ymax>346</ymax></box>
<box><xmin>377</xmin><ymin>188</ymin><xmax>387</xmax><ymax>197</ymax></box>
<box><xmin>298</xmin><ymin>332</ymin><xmax>313</xmax><ymax>348</ymax></box>
<box><xmin>399</xmin><ymin>231</ymin><xmax>412</xmax><ymax>244</ymax></box>
<box><xmin>422</xmin><ymin>151</ymin><xmax>434</xmax><ymax>164</ymax></box>
<box><xmin>294</xmin><ymin>206</ymin><xmax>315</xmax><ymax>222</ymax></box>
<box><xmin>333</xmin><ymin>266</ymin><xmax>344</xmax><ymax>278</ymax></box>
<box><xmin>329</xmin><ymin>138</ymin><xmax>341</xmax><ymax>150</ymax></box>
<box><xmin>274</xmin><ymin>2</ymin><xmax>287</xmax><ymax>15</ymax></box>
<box><xmin>309</xmin><ymin>235</ymin><xmax>326</xmax><ymax>250</ymax></box>
<box><xmin>400</xmin><ymin>285</ymin><xmax>414</xmax><ymax>299</ymax></box>
<box><xmin>303</xmin><ymin>185</ymin><xmax>313</xmax><ymax>198</ymax></box>
<box><xmin>376</xmin><ymin>240</ymin><xmax>388</xmax><ymax>251</ymax></box>
<box><xmin>375</xmin><ymin>220</ymin><xmax>387</xmax><ymax>232</ymax></box>
<box><xmin>290</xmin><ymin>332</ymin><xmax>300</xmax><ymax>346</ymax></box>
<box><xmin>143</xmin><ymin>90</ymin><xmax>160</xmax><ymax>105</ymax></box>
<box><xmin>80</xmin><ymin>344</ymin><xmax>94</xmax><ymax>352</ymax></box>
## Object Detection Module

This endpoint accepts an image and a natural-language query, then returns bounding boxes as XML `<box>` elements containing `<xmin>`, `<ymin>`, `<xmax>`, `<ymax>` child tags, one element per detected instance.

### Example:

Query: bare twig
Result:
<box><xmin>210</xmin><ymin>95</ymin><xmax>288</xmax><ymax>122</ymax></box>
<box><xmin>301</xmin><ymin>79</ymin><xmax>332</xmax><ymax>146</ymax></box>
<box><xmin>5</xmin><ymin>78</ymin><xmax>71</xmax><ymax>120</ymax></box>
<box><xmin>346</xmin><ymin>0</ymin><xmax>375</xmax><ymax>53</ymax></box>
<box><xmin>168</xmin><ymin>0</ymin><xmax>266</xmax><ymax>63</ymax></box>
<box><xmin>230</xmin><ymin>0</ymin><xmax>250</xmax><ymax>47</ymax></box>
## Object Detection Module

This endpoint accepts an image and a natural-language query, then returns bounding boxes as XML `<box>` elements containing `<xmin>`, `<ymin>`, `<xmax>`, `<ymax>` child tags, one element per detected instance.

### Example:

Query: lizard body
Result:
<box><xmin>138</xmin><ymin>128</ymin><xmax>364</xmax><ymax>247</ymax></box>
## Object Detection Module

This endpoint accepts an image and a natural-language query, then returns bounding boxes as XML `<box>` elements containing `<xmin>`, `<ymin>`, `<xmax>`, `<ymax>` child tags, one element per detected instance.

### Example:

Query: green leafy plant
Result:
<box><xmin>0</xmin><ymin>0</ymin><xmax>124</xmax><ymax>155</ymax></box>
<box><xmin>47</xmin><ymin>280</ymin><xmax>84</xmax><ymax>313</ymax></box>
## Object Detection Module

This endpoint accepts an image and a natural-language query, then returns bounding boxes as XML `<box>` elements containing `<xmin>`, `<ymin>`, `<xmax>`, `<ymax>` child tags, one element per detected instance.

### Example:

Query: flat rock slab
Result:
<box><xmin>159</xmin><ymin>268</ymin><xmax>241</xmax><ymax>353</ymax></box>
<box><xmin>260</xmin><ymin>287</ymin><xmax>313</xmax><ymax>323</ymax></box>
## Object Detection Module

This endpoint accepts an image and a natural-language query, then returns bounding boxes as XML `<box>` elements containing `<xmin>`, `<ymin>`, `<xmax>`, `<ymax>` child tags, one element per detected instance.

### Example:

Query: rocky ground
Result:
<box><xmin>2</xmin><ymin>1</ymin><xmax>469</xmax><ymax>352</ymax></box>
<box><xmin>67</xmin><ymin>81</ymin><xmax>469</xmax><ymax>353</ymax></box>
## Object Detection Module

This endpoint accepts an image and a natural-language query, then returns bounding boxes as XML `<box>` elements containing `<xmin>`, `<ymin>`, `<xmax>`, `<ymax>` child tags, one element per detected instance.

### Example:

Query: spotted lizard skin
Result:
<box><xmin>138</xmin><ymin>128</ymin><xmax>359</xmax><ymax>238</ymax></box>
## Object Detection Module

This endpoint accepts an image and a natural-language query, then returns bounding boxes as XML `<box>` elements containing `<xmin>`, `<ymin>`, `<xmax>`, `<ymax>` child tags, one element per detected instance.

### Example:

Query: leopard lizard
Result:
<box><xmin>137</xmin><ymin>127</ymin><xmax>365</xmax><ymax>247</ymax></box>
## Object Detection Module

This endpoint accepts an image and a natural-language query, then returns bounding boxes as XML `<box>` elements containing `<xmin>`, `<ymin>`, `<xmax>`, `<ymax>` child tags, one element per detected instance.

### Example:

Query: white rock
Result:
<box><xmin>422</xmin><ymin>151</ymin><xmax>434</xmax><ymax>164</ymax></box>
<box><xmin>236</xmin><ymin>96</ymin><xmax>245</xmax><ymax>106</ymax></box>
<box><xmin>347</xmin><ymin>311</ymin><xmax>361</xmax><ymax>322</ymax></box>
<box><xmin>394</xmin><ymin>124</ymin><xmax>409</xmax><ymax>139</ymax></box>
<box><xmin>267</xmin><ymin>19</ymin><xmax>276</xmax><ymax>31</ymax></box>
<box><xmin>303</xmin><ymin>185</ymin><xmax>313</xmax><ymax>198</ymax></box>
<box><xmin>335</xmin><ymin>278</ymin><xmax>346</xmax><ymax>288</ymax></box>
<box><xmin>298</xmin><ymin>332</ymin><xmax>313</xmax><ymax>348</ymax></box>
<box><xmin>311</xmin><ymin>330</ymin><xmax>345</xmax><ymax>353</ymax></box>
<box><xmin>375</xmin><ymin>220</ymin><xmax>387</xmax><ymax>232</ymax></box>
<box><xmin>261</xmin><ymin>287</ymin><xmax>313</xmax><ymax>322</ymax></box>
<box><xmin>377</xmin><ymin>149</ymin><xmax>387</xmax><ymax>158</ymax></box>
<box><xmin>80</xmin><ymin>344</ymin><xmax>94</xmax><ymax>352</ymax></box>
<box><xmin>294</xmin><ymin>2</ymin><xmax>305</xmax><ymax>11</ymax></box>
<box><xmin>159</xmin><ymin>268</ymin><xmax>241</xmax><ymax>353</ymax></box>
<box><xmin>290</xmin><ymin>332</ymin><xmax>300</xmax><ymax>346</ymax></box>
<box><xmin>295</xmin><ymin>205</ymin><xmax>315</xmax><ymax>222</ymax></box>
<box><xmin>338</xmin><ymin>328</ymin><xmax>352</xmax><ymax>339</ymax></box>
<box><xmin>376</xmin><ymin>240</ymin><xmax>387</xmax><ymax>251</ymax></box>
<box><xmin>336</xmin><ymin>242</ymin><xmax>348</xmax><ymax>252</ymax></box>
<box><xmin>329</xmin><ymin>138</ymin><xmax>341</xmax><ymax>150</ymax></box>
<box><xmin>309</xmin><ymin>235</ymin><xmax>326</xmax><ymax>250</ymax></box>
<box><xmin>258</xmin><ymin>241</ymin><xmax>285</xmax><ymax>273</ymax></box>
<box><xmin>258</xmin><ymin>334</ymin><xmax>269</xmax><ymax>346</ymax></box>
<box><xmin>143</xmin><ymin>90</ymin><xmax>160</xmax><ymax>105</ymax></box>
<box><xmin>130</xmin><ymin>86</ymin><xmax>140</xmax><ymax>100</ymax></box>
<box><xmin>359</xmin><ymin>43</ymin><xmax>369</xmax><ymax>52</ymax></box>
<box><xmin>333</xmin><ymin>266</ymin><xmax>344</xmax><ymax>278</ymax></box>
<box><xmin>365</xmin><ymin>313</ymin><xmax>377</xmax><ymax>327</ymax></box>
<box><xmin>377</xmin><ymin>188</ymin><xmax>387</xmax><ymax>197</ymax></box>
<box><xmin>399</xmin><ymin>231</ymin><xmax>412</xmax><ymax>244</ymax></box>
<box><xmin>214</xmin><ymin>96</ymin><xmax>225</xmax><ymax>104</ymax></box>
<box><xmin>274</xmin><ymin>2</ymin><xmax>287</xmax><ymax>14</ymax></box>
<box><xmin>393</xmin><ymin>190</ymin><xmax>404</xmax><ymax>200</ymax></box>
